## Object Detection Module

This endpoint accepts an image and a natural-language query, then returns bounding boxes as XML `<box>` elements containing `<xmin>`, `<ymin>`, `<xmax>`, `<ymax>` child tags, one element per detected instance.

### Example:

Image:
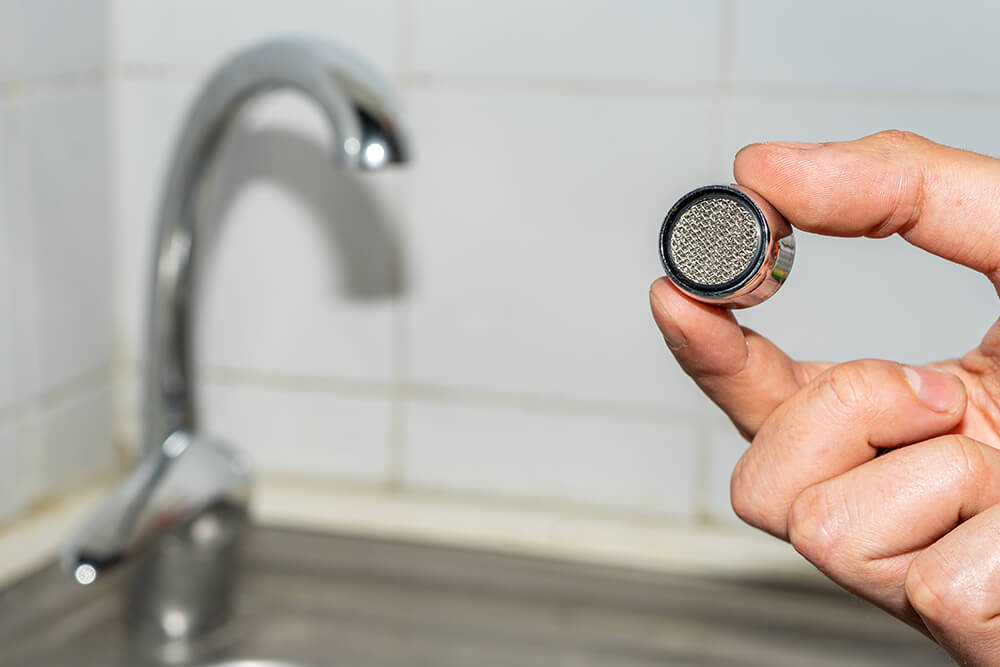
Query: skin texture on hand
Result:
<box><xmin>650</xmin><ymin>130</ymin><xmax>1000</xmax><ymax>666</ymax></box>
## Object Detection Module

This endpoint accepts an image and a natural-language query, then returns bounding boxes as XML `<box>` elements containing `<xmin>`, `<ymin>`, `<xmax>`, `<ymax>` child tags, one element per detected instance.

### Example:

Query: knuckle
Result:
<box><xmin>820</xmin><ymin>362</ymin><xmax>878</xmax><ymax>419</ymax></box>
<box><xmin>872</xmin><ymin>129</ymin><xmax>927</xmax><ymax>150</ymax></box>
<box><xmin>905</xmin><ymin>550</ymin><xmax>971</xmax><ymax>625</ymax></box>
<box><xmin>866</xmin><ymin>131</ymin><xmax>928</xmax><ymax>238</ymax></box>
<box><xmin>730</xmin><ymin>447</ymin><xmax>782</xmax><ymax>535</ymax></box>
<box><xmin>939</xmin><ymin>434</ymin><xmax>985</xmax><ymax>483</ymax></box>
<box><xmin>730</xmin><ymin>453</ymin><xmax>761</xmax><ymax>527</ymax></box>
<box><xmin>787</xmin><ymin>485</ymin><xmax>844</xmax><ymax>571</ymax></box>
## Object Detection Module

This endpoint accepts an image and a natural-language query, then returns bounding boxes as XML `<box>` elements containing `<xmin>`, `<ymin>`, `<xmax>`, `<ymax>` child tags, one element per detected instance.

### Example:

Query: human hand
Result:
<box><xmin>650</xmin><ymin>131</ymin><xmax>1000</xmax><ymax>665</ymax></box>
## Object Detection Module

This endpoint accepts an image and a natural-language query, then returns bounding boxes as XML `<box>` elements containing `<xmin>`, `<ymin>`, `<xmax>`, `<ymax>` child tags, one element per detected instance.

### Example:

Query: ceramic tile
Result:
<box><xmin>0</xmin><ymin>99</ymin><xmax>41</xmax><ymax>407</ymax></box>
<box><xmin>201</xmin><ymin>381</ymin><xmax>390</xmax><ymax>482</ymax></box>
<box><xmin>112</xmin><ymin>370</ymin><xmax>141</xmax><ymax>456</ymax></box>
<box><xmin>407</xmin><ymin>88</ymin><xmax>718</xmax><ymax>410</ymax></box>
<box><xmin>706</xmin><ymin>423</ymin><xmax>746</xmax><ymax>525</ymax></box>
<box><xmin>403</xmin><ymin>400</ymin><xmax>698</xmax><ymax>517</ymax></box>
<box><xmin>0</xmin><ymin>1</ymin><xmax>20</xmax><ymax>82</ymax></box>
<box><xmin>0</xmin><ymin>422</ymin><xmax>24</xmax><ymax>521</ymax></box>
<box><xmin>720</xmin><ymin>96</ymin><xmax>1000</xmax><ymax>157</ymax></box>
<box><xmin>730</xmin><ymin>0</ymin><xmax>1000</xmax><ymax>94</ymax></box>
<box><xmin>0</xmin><ymin>101</ymin><xmax>21</xmax><ymax>410</ymax></box>
<box><xmin>21</xmin><ymin>86</ymin><xmax>113</xmax><ymax>392</ymax></box>
<box><xmin>410</xmin><ymin>0</ymin><xmax>723</xmax><ymax>85</ymax></box>
<box><xmin>117</xmin><ymin>0</ymin><xmax>399</xmax><ymax>75</ymax></box>
<box><xmin>38</xmin><ymin>382</ymin><xmax>114</xmax><ymax>492</ymax></box>
<box><xmin>17</xmin><ymin>0</ymin><xmax>106</xmax><ymax>78</ymax></box>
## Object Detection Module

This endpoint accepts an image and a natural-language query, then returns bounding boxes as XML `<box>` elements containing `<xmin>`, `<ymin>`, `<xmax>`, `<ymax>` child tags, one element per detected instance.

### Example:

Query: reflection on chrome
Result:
<box><xmin>161</xmin><ymin>608</ymin><xmax>192</xmax><ymax>639</ymax></box>
<box><xmin>73</xmin><ymin>563</ymin><xmax>97</xmax><ymax>586</ymax></box>
<box><xmin>363</xmin><ymin>140</ymin><xmax>388</xmax><ymax>168</ymax></box>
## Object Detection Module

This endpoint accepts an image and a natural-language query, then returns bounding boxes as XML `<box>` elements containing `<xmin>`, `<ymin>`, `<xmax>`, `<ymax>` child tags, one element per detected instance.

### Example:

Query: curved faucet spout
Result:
<box><xmin>144</xmin><ymin>37</ymin><xmax>410</xmax><ymax>454</ymax></box>
<box><xmin>62</xmin><ymin>39</ymin><xmax>409</xmax><ymax>654</ymax></box>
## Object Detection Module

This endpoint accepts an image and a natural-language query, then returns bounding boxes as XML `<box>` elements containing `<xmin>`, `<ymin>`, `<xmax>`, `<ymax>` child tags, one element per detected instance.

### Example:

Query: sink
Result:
<box><xmin>0</xmin><ymin>526</ymin><xmax>947</xmax><ymax>666</ymax></box>
<box><xmin>200</xmin><ymin>664</ymin><xmax>318</xmax><ymax>667</ymax></box>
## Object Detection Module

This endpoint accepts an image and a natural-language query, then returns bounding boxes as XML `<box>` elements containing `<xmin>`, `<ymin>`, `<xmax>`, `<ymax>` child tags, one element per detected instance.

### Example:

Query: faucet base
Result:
<box><xmin>128</xmin><ymin>501</ymin><xmax>249</xmax><ymax>665</ymax></box>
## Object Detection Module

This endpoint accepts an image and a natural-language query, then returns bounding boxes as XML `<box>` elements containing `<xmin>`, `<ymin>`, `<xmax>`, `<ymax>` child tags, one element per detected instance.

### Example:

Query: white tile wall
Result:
<box><xmin>5</xmin><ymin>2</ymin><xmax>1000</xmax><ymax>532</ymax></box>
<box><xmin>729</xmin><ymin>0</ymin><xmax>1000</xmax><ymax>94</ymax></box>
<box><xmin>116</xmin><ymin>0</ymin><xmax>400</xmax><ymax>75</ymax></box>
<box><xmin>738</xmin><ymin>233</ymin><xmax>994</xmax><ymax>366</ymax></box>
<box><xmin>706</xmin><ymin>423</ymin><xmax>746</xmax><ymax>524</ymax></box>
<box><xmin>15</xmin><ymin>0</ymin><xmax>105</xmax><ymax>79</ymax></box>
<box><xmin>21</xmin><ymin>86</ymin><xmax>113</xmax><ymax>393</ymax></box>
<box><xmin>37</xmin><ymin>382</ymin><xmax>114</xmax><ymax>493</ymax></box>
<box><xmin>0</xmin><ymin>100</ymin><xmax>20</xmax><ymax>411</ymax></box>
<box><xmin>404</xmin><ymin>400</ymin><xmax>697</xmax><ymax>516</ymax></box>
<box><xmin>406</xmin><ymin>88</ymin><xmax>717</xmax><ymax>411</ymax></box>
<box><xmin>0</xmin><ymin>423</ymin><xmax>23</xmax><ymax>518</ymax></box>
<box><xmin>201</xmin><ymin>381</ymin><xmax>390</xmax><ymax>481</ymax></box>
<box><xmin>1</xmin><ymin>98</ymin><xmax>43</xmax><ymax>420</ymax></box>
<box><xmin>718</xmin><ymin>97</ymin><xmax>1000</xmax><ymax>167</ymax></box>
<box><xmin>196</xmin><ymin>93</ymin><xmax>403</xmax><ymax>383</ymax></box>
<box><xmin>13</xmin><ymin>408</ymin><xmax>42</xmax><ymax>513</ymax></box>
<box><xmin>410</xmin><ymin>0</ymin><xmax>723</xmax><ymax>85</ymax></box>
<box><xmin>0</xmin><ymin>1</ymin><xmax>20</xmax><ymax>82</ymax></box>
<box><xmin>0</xmin><ymin>1</ymin><xmax>114</xmax><ymax>525</ymax></box>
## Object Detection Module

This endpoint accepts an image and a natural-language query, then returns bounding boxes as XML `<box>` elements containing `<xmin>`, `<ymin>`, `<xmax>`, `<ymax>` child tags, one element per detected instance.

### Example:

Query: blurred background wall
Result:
<box><xmin>0</xmin><ymin>0</ymin><xmax>114</xmax><ymax>519</ymax></box>
<box><xmin>0</xmin><ymin>1</ymin><xmax>996</xmax><ymax>536</ymax></box>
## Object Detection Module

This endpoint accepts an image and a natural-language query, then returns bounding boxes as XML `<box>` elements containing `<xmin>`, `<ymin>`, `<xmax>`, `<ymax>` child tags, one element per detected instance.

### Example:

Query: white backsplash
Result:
<box><xmin>0</xmin><ymin>0</ymin><xmax>996</xmax><ymax>529</ymax></box>
<box><xmin>0</xmin><ymin>0</ymin><xmax>114</xmax><ymax>518</ymax></box>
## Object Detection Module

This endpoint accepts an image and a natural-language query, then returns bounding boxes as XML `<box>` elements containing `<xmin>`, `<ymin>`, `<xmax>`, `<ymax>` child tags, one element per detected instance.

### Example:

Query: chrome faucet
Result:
<box><xmin>61</xmin><ymin>37</ymin><xmax>410</xmax><ymax>661</ymax></box>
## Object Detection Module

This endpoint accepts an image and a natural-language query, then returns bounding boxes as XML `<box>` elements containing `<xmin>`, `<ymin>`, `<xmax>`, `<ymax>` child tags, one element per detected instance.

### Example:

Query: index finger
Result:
<box><xmin>735</xmin><ymin>130</ymin><xmax>1000</xmax><ymax>285</ymax></box>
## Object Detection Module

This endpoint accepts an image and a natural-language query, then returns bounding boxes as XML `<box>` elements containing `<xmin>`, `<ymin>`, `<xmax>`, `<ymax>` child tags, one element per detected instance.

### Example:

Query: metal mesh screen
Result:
<box><xmin>668</xmin><ymin>197</ymin><xmax>761</xmax><ymax>287</ymax></box>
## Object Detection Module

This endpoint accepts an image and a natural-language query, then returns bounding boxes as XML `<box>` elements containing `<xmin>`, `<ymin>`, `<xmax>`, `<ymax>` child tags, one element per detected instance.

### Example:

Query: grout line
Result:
<box><xmin>0</xmin><ymin>364</ymin><xmax>115</xmax><ymax>430</ymax></box>
<box><xmin>104</xmin><ymin>61</ymin><xmax>1000</xmax><ymax>110</ymax></box>
<box><xmin>0</xmin><ymin>70</ymin><xmax>107</xmax><ymax>96</ymax></box>
<box><xmin>1</xmin><ymin>55</ymin><xmax>44</xmax><ymax>516</ymax></box>
<box><xmin>194</xmin><ymin>364</ymin><xmax>697</xmax><ymax>426</ymax></box>
<box><xmin>105</xmin><ymin>0</ymin><xmax>130</xmax><ymax>461</ymax></box>
<box><xmin>400</xmin><ymin>72</ymin><xmax>724</xmax><ymax>98</ymax></box>
<box><xmin>36</xmin><ymin>365</ymin><xmax>115</xmax><ymax>412</ymax></box>
<box><xmin>398</xmin><ymin>72</ymin><xmax>1000</xmax><ymax>108</ymax></box>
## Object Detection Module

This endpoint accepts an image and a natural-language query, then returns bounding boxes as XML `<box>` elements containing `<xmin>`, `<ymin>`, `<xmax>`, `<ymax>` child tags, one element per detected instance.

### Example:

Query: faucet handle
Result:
<box><xmin>61</xmin><ymin>431</ymin><xmax>251</xmax><ymax>585</ymax></box>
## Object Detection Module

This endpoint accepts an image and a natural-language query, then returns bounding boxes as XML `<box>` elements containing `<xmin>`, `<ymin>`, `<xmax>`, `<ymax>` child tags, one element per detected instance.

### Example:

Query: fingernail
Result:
<box><xmin>765</xmin><ymin>141</ymin><xmax>823</xmax><ymax>150</ymax></box>
<box><xmin>902</xmin><ymin>366</ymin><xmax>964</xmax><ymax>413</ymax></box>
<box><xmin>649</xmin><ymin>287</ymin><xmax>687</xmax><ymax>350</ymax></box>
